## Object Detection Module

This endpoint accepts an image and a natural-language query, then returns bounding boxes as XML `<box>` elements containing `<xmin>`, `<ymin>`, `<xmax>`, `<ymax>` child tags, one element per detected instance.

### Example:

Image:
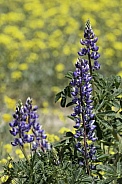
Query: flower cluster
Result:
<box><xmin>70</xmin><ymin>20</ymin><xmax>99</xmax><ymax>172</ymax></box>
<box><xmin>78</xmin><ymin>19</ymin><xmax>100</xmax><ymax>71</ymax></box>
<box><xmin>71</xmin><ymin>59</ymin><xmax>97</xmax><ymax>164</ymax></box>
<box><xmin>9</xmin><ymin>97</ymin><xmax>50</xmax><ymax>151</ymax></box>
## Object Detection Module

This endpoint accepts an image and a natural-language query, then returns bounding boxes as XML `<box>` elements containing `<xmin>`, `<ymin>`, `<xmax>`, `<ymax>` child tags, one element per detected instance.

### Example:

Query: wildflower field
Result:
<box><xmin>0</xmin><ymin>0</ymin><xmax>122</xmax><ymax>183</ymax></box>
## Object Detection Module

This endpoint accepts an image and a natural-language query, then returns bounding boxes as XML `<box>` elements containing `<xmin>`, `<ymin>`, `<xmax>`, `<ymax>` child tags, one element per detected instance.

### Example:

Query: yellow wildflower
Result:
<box><xmin>4</xmin><ymin>25</ymin><xmax>25</xmax><ymax>40</ymax></box>
<box><xmin>2</xmin><ymin>113</ymin><xmax>12</xmax><ymax>123</ymax></box>
<box><xmin>99</xmin><ymin>171</ymin><xmax>105</xmax><ymax>175</ymax></box>
<box><xmin>0</xmin><ymin>175</ymin><xmax>9</xmax><ymax>183</ymax></box>
<box><xmin>51</xmin><ymin>86</ymin><xmax>61</xmax><ymax>93</ymax></box>
<box><xmin>118</xmin><ymin>71</ymin><xmax>122</xmax><ymax>77</ymax></box>
<box><xmin>15</xmin><ymin>149</ymin><xmax>24</xmax><ymax>159</ymax></box>
<box><xmin>104</xmin><ymin>48</ymin><xmax>115</xmax><ymax>57</ymax></box>
<box><xmin>19</xmin><ymin>63</ymin><xmax>28</xmax><ymax>71</ymax></box>
<box><xmin>41</xmin><ymin>108</ymin><xmax>49</xmax><ymax>114</ymax></box>
<box><xmin>57</xmin><ymin>73</ymin><xmax>64</xmax><ymax>79</ymax></box>
<box><xmin>4</xmin><ymin>144</ymin><xmax>12</xmax><ymax>153</ymax></box>
<box><xmin>42</xmin><ymin>101</ymin><xmax>49</xmax><ymax>108</ymax></box>
<box><xmin>47</xmin><ymin>134</ymin><xmax>60</xmax><ymax>143</ymax></box>
<box><xmin>0</xmin><ymin>158</ymin><xmax>7</xmax><ymax>164</ymax></box>
<box><xmin>114</xmin><ymin>42</ymin><xmax>122</xmax><ymax>50</ymax></box>
<box><xmin>11</xmin><ymin>71</ymin><xmax>22</xmax><ymax>80</ymax></box>
<box><xmin>59</xmin><ymin>127</ymin><xmax>71</xmax><ymax>134</ymax></box>
<box><xmin>4</xmin><ymin>96</ymin><xmax>16</xmax><ymax>110</ymax></box>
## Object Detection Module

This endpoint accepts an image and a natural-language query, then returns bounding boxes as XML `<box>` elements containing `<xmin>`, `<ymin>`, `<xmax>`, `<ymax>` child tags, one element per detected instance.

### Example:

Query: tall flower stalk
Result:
<box><xmin>9</xmin><ymin>97</ymin><xmax>50</xmax><ymax>161</ymax></box>
<box><xmin>70</xmin><ymin>20</ymin><xmax>100</xmax><ymax>174</ymax></box>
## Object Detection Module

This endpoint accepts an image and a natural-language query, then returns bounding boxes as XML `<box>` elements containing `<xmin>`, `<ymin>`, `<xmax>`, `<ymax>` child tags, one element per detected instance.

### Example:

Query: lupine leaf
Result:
<box><xmin>61</xmin><ymin>97</ymin><xmax>66</xmax><ymax>107</ymax></box>
<box><xmin>67</xmin><ymin>115</ymin><xmax>75</xmax><ymax>121</ymax></box>
<box><xmin>95</xmin><ymin>100</ymin><xmax>105</xmax><ymax>111</ymax></box>
<box><xmin>66</xmin><ymin>101</ymin><xmax>74</xmax><ymax>107</ymax></box>
<box><xmin>65</xmin><ymin>85</ymin><xmax>72</xmax><ymax>97</ymax></box>
<box><xmin>97</xmin><ymin>110</ymin><xmax>116</xmax><ymax>116</ymax></box>
<box><xmin>95</xmin><ymin>120</ymin><xmax>103</xmax><ymax>140</ymax></box>
<box><xmin>55</xmin><ymin>91</ymin><xmax>62</xmax><ymax>103</ymax></box>
<box><xmin>65</xmin><ymin>131</ymin><xmax>74</xmax><ymax>137</ymax></box>
<box><xmin>97</xmin><ymin>154</ymin><xmax>110</xmax><ymax>159</ymax></box>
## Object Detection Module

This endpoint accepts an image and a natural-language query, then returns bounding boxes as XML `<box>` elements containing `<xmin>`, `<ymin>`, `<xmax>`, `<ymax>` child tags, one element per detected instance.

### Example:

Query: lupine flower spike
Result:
<box><xmin>9</xmin><ymin>97</ymin><xmax>50</xmax><ymax>160</ymax></box>
<box><xmin>78</xmin><ymin>19</ymin><xmax>100</xmax><ymax>73</ymax></box>
<box><xmin>70</xmin><ymin>20</ymin><xmax>100</xmax><ymax>174</ymax></box>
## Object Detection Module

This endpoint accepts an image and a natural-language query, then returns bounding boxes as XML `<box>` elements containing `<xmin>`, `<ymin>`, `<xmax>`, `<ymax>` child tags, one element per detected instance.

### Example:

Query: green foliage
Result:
<box><xmin>54</xmin><ymin>71</ymin><xmax>122</xmax><ymax>183</ymax></box>
<box><xmin>1</xmin><ymin>134</ymin><xmax>98</xmax><ymax>184</ymax></box>
<box><xmin>3</xmin><ymin>126</ymin><xmax>122</xmax><ymax>183</ymax></box>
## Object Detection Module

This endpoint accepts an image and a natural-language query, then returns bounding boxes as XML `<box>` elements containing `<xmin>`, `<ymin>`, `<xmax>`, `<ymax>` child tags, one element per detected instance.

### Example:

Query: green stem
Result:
<box><xmin>20</xmin><ymin>145</ymin><xmax>29</xmax><ymax>163</ymax></box>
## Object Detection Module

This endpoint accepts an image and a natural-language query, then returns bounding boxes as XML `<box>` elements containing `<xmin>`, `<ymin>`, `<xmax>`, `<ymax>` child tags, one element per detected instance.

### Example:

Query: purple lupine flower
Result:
<box><xmin>9</xmin><ymin>97</ymin><xmax>50</xmax><ymax>152</ymax></box>
<box><xmin>70</xmin><ymin>20</ymin><xmax>99</xmax><ymax>173</ymax></box>
<box><xmin>78</xmin><ymin>19</ymin><xmax>100</xmax><ymax>71</ymax></box>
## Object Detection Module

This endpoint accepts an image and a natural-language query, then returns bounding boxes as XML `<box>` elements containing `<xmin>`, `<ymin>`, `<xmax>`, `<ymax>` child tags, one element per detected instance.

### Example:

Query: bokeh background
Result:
<box><xmin>0</xmin><ymin>0</ymin><xmax>122</xmax><ymax>180</ymax></box>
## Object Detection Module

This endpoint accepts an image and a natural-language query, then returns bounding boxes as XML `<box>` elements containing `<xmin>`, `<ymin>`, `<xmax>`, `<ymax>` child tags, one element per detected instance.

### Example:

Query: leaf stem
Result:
<box><xmin>20</xmin><ymin>145</ymin><xmax>29</xmax><ymax>163</ymax></box>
